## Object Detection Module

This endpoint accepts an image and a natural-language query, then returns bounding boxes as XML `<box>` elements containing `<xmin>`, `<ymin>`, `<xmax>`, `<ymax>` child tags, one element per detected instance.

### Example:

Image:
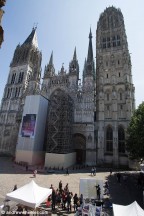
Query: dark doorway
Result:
<box><xmin>73</xmin><ymin>133</ymin><xmax>86</xmax><ymax>164</ymax></box>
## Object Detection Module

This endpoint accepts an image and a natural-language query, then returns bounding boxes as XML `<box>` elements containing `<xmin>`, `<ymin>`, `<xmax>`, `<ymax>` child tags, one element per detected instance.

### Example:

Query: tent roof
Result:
<box><xmin>6</xmin><ymin>180</ymin><xmax>52</xmax><ymax>208</ymax></box>
<box><xmin>113</xmin><ymin>201</ymin><xmax>144</xmax><ymax>216</ymax></box>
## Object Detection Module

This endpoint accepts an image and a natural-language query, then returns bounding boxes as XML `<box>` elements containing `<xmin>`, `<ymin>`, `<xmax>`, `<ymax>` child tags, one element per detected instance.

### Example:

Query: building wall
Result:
<box><xmin>0</xmin><ymin>7</ymin><xmax>135</xmax><ymax>167</ymax></box>
<box><xmin>96</xmin><ymin>7</ymin><xmax>135</xmax><ymax>166</ymax></box>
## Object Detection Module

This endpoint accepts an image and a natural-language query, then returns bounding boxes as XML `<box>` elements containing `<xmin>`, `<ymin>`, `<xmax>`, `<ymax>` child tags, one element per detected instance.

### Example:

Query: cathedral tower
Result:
<box><xmin>0</xmin><ymin>28</ymin><xmax>42</xmax><ymax>155</ymax></box>
<box><xmin>96</xmin><ymin>7</ymin><xmax>135</xmax><ymax>166</ymax></box>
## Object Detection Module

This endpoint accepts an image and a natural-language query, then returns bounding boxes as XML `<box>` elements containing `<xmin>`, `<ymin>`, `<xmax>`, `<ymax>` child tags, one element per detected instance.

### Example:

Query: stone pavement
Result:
<box><xmin>0</xmin><ymin>157</ymin><xmax>143</xmax><ymax>215</ymax></box>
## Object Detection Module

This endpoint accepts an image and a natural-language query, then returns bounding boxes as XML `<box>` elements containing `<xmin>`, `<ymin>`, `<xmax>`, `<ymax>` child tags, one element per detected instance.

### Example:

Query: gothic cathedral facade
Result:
<box><xmin>0</xmin><ymin>7</ymin><xmax>135</xmax><ymax>167</ymax></box>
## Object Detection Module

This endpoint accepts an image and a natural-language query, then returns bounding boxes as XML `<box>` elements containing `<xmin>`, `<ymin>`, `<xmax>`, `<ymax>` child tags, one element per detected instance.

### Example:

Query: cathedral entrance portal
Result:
<box><xmin>73</xmin><ymin>133</ymin><xmax>86</xmax><ymax>164</ymax></box>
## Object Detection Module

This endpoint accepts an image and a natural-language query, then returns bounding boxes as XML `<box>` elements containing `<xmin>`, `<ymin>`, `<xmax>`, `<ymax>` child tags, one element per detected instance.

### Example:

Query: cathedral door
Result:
<box><xmin>73</xmin><ymin>133</ymin><xmax>86</xmax><ymax>164</ymax></box>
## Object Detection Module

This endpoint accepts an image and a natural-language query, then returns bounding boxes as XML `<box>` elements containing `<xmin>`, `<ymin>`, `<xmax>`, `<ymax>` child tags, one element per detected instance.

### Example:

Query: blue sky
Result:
<box><xmin>0</xmin><ymin>0</ymin><xmax>144</xmax><ymax>107</ymax></box>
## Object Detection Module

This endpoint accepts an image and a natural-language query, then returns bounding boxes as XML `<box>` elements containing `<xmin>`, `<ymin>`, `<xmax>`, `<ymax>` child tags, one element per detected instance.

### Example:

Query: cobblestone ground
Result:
<box><xmin>0</xmin><ymin>157</ymin><xmax>143</xmax><ymax>215</ymax></box>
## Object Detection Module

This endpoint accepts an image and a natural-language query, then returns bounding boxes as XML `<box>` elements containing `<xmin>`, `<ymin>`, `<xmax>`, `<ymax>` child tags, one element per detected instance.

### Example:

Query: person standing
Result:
<box><xmin>73</xmin><ymin>193</ymin><xmax>79</xmax><ymax>212</ymax></box>
<box><xmin>51</xmin><ymin>189</ymin><xmax>56</xmax><ymax>211</ymax></box>
<box><xmin>59</xmin><ymin>180</ymin><xmax>62</xmax><ymax>192</ymax></box>
<box><xmin>94</xmin><ymin>167</ymin><xmax>96</xmax><ymax>176</ymax></box>
<box><xmin>13</xmin><ymin>184</ymin><xmax>17</xmax><ymax>191</ymax></box>
<box><xmin>66</xmin><ymin>168</ymin><xmax>69</xmax><ymax>175</ymax></box>
<box><xmin>96</xmin><ymin>185</ymin><xmax>101</xmax><ymax>200</ymax></box>
<box><xmin>33</xmin><ymin>169</ymin><xmax>37</xmax><ymax>178</ymax></box>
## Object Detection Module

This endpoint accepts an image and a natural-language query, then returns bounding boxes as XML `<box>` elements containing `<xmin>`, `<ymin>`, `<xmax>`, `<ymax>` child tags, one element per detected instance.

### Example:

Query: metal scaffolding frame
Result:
<box><xmin>46</xmin><ymin>89</ymin><xmax>74</xmax><ymax>153</ymax></box>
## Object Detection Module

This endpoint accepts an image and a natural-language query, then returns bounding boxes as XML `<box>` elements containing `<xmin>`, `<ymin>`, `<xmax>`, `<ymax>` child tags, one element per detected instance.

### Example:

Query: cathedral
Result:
<box><xmin>0</xmin><ymin>6</ymin><xmax>135</xmax><ymax>167</ymax></box>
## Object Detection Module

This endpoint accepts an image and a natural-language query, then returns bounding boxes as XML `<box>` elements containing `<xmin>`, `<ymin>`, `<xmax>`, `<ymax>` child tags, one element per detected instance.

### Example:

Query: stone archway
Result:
<box><xmin>73</xmin><ymin>133</ymin><xmax>86</xmax><ymax>164</ymax></box>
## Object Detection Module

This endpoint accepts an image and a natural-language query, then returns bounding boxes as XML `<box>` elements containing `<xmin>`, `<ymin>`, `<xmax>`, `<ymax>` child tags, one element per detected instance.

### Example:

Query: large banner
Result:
<box><xmin>79</xmin><ymin>178</ymin><xmax>103</xmax><ymax>199</ymax></box>
<box><xmin>21</xmin><ymin>114</ymin><xmax>36</xmax><ymax>138</ymax></box>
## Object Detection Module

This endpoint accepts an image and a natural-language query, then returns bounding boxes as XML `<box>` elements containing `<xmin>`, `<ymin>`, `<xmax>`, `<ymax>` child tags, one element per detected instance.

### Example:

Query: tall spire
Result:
<box><xmin>23</xmin><ymin>27</ymin><xmax>38</xmax><ymax>48</ymax></box>
<box><xmin>87</xmin><ymin>27</ymin><xmax>93</xmax><ymax>62</ymax></box>
<box><xmin>83</xmin><ymin>28</ymin><xmax>95</xmax><ymax>78</ymax></box>
<box><xmin>49</xmin><ymin>51</ymin><xmax>53</xmax><ymax>65</ymax></box>
<box><xmin>73</xmin><ymin>47</ymin><xmax>77</xmax><ymax>61</ymax></box>
<box><xmin>43</xmin><ymin>51</ymin><xmax>55</xmax><ymax>78</ymax></box>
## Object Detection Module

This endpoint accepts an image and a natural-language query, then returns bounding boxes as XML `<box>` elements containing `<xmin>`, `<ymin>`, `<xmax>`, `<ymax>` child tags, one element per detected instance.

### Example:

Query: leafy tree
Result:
<box><xmin>126</xmin><ymin>102</ymin><xmax>144</xmax><ymax>160</ymax></box>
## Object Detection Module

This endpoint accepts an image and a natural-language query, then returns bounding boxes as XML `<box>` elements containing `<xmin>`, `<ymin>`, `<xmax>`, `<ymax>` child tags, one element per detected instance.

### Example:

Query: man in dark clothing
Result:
<box><xmin>51</xmin><ymin>189</ymin><xmax>56</xmax><ymax>211</ymax></box>
<box><xmin>13</xmin><ymin>184</ymin><xmax>17</xmax><ymax>191</ymax></box>
<box><xmin>96</xmin><ymin>185</ymin><xmax>101</xmax><ymax>200</ymax></box>
<box><xmin>67</xmin><ymin>192</ymin><xmax>72</xmax><ymax>212</ymax></box>
<box><xmin>117</xmin><ymin>172</ymin><xmax>121</xmax><ymax>183</ymax></box>
<box><xmin>73</xmin><ymin>193</ymin><xmax>79</xmax><ymax>211</ymax></box>
<box><xmin>59</xmin><ymin>180</ymin><xmax>62</xmax><ymax>192</ymax></box>
<box><xmin>66</xmin><ymin>168</ymin><xmax>69</xmax><ymax>175</ymax></box>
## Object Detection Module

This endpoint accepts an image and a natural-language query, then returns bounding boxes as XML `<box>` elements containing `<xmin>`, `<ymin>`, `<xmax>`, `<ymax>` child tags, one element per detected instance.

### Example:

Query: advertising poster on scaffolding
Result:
<box><xmin>21</xmin><ymin>114</ymin><xmax>36</xmax><ymax>138</ymax></box>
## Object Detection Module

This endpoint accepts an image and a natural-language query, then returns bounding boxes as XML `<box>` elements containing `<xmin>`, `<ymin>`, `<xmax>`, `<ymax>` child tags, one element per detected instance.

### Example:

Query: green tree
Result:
<box><xmin>126</xmin><ymin>102</ymin><xmax>144</xmax><ymax>160</ymax></box>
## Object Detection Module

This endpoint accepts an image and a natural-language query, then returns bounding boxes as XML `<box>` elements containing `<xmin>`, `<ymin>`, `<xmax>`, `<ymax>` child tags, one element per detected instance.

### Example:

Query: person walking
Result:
<box><xmin>59</xmin><ymin>180</ymin><xmax>62</xmax><ymax>192</ymax></box>
<box><xmin>13</xmin><ymin>184</ymin><xmax>17</xmax><ymax>191</ymax></box>
<box><xmin>66</xmin><ymin>168</ymin><xmax>69</xmax><ymax>175</ymax></box>
<box><xmin>73</xmin><ymin>193</ymin><xmax>79</xmax><ymax>212</ymax></box>
<box><xmin>33</xmin><ymin>169</ymin><xmax>37</xmax><ymax>178</ymax></box>
<box><xmin>51</xmin><ymin>189</ymin><xmax>56</xmax><ymax>211</ymax></box>
<box><xmin>96</xmin><ymin>185</ymin><xmax>101</xmax><ymax>200</ymax></box>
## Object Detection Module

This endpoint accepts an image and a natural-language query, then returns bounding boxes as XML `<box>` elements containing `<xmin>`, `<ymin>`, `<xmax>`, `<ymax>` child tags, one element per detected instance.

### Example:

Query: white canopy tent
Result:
<box><xmin>113</xmin><ymin>201</ymin><xmax>144</xmax><ymax>216</ymax></box>
<box><xmin>6</xmin><ymin>180</ymin><xmax>52</xmax><ymax>209</ymax></box>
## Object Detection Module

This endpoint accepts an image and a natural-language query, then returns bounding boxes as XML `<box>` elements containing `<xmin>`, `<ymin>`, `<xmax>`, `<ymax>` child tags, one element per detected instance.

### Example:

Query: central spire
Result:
<box><xmin>87</xmin><ymin>27</ymin><xmax>93</xmax><ymax>62</ymax></box>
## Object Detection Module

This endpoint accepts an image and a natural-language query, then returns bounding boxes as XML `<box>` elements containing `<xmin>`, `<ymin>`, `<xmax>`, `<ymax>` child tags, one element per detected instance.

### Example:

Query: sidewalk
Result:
<box><xmin>0</xmin><ymin>157</ymin><xmax>143</xmax><ymax>215</ymax></box>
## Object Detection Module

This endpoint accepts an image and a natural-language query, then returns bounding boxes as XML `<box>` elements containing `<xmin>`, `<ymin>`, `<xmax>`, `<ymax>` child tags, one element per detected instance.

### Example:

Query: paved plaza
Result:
<box><xmin>0</xmin><ymin>157</ymin><xmax>143</xmax><ymax>215</ymax></box>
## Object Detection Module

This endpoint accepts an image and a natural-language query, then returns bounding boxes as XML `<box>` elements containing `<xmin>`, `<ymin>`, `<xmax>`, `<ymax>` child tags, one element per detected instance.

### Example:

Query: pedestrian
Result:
<box><xmin>64</xmin><ymin>183</ymin><xmax>69</xmax><ymax>192</ymax></box>
<box><xmin>91</xmin><ymin>167</ymin><xmax>94</xmax><ymax>176</ymax></box>
<box><xmin>73</xmin><ymin>193</ymin><xmax>79</xmax><ymax>212</ymax></box>
<box><xmin>26</xmin><ymin>165</ymin><xmax>28</xmax><ymax>171</ymax></box>
<box><xmin>109</xmin><ymin>168</ymin><xmax>112</xmax><ymax>175</ymax></box>
<box><xmin>51</xmin><ymin>189</ymin><xmax>56</xmax><ymax>211</ymax></box>
<box><xmin>33</xmin><ymin>169</ymin><xmax>37</xmax><ymax>178</ymax></box>
<box><xmin>96</xmin><ymin>185</ymin><xmax>101</xmax><ymax>200</ymax></box>
<box><xmin>59</xmin><ymin>180</ymin><xmax>62</xmax><ymax>192</ymax></box>
<box><xmin>50</xmin><ymin>184</ymin><xmax>54</xmax><ymax>189</ymax></box>
<box><xmin>116</xmin><ymin>172</ymin><xmax>121</xmax><ymax>183</ymax></box>
<box><xmin>94</xmin><ymin>167</ymin><xmax>96</xmax><ymax>176</ymax></box>
<box><xmin>13</xmin><ymin>184</ymin><xmax>17</xmax><ymax>191</ymax></box>
<box><xmin>67</xmin><ymin>192</ymin><xmax>72</xmax><ymax>212</ymax></box>
<box><xmin>66</xmin><ymin>168</ymin><xmax>69</xmax><ymax>175</ymax></box>
<box><xmin>79</xmin><ymin>194</ymin><xmax>83</xmax><ymax>206</ymax></box>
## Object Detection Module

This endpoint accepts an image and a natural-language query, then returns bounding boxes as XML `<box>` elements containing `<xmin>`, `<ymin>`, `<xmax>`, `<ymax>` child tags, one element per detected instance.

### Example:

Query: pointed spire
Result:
<box><xmin>89</xmin><ymin>27</ymin><xmax>92</xmax><ymax>39</ymax></box>
<box><xmin>43</xmin><ymin>52</ymin><xmax>55</xmax><ymax>78</ymax></box>
<box><xmin>73</xmin><ymin>47</ymin><xmax>77</xmax><ymax>60</ymax></box>
<box><xmin>87</xmin><ymin>28</ymin><xmax>93</xmax><ymax>62</ymax></box>
<box><xmin>83</xmin><ymin>28</ymin><xmax>95</xmax><ymax>79</ymax></box>
<box><xmin>49</xmin><ymin>51</ymin><xmax>53</xmax><ymax>65</ymax></box>
<box><xmin>23</xmin><ymin>27</ymin><xmax>38</xmax><ymax>48</ymax></box>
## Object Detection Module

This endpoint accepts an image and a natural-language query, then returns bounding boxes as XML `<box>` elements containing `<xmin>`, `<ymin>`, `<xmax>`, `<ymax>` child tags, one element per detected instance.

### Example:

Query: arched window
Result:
<box><xmin>107</xmin><ymin>93</ymin><xmax>109</xmax><ymax>101</ymax></box>
<box><xmin>117</xmin><ymin>35</ymin><xmax>121</xmax><ymax>46</ymax></box>
<box><xmin>11</xmin><ymin>73</ymin><xmax>16</xmax><ymax>84</ymax></box>
<box><xmin>18</xmin><ymin>72</ymin><xmax>24</xmax><ymax>83</ymax></box>
<box><xmin>120</xmin><ymin>92</ymin><xmax>122</xmax><ymax>100</ymax></box>
<box><xmin>106</xmin><ymin>126</ymin><xmax>113</xmax><ymax>152</ymax></box>
<box><xmin>118</xmin><ymin>127</ymin><xmax>125</xmax><ymax>153</ymax></box>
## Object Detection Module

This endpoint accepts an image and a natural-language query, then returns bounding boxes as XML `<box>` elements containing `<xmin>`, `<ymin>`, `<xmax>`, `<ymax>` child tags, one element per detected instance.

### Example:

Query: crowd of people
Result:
<box><xmin>46</xmin><ymin>180</ymin><xmax>83</xmax><ymax>213</ymax></box>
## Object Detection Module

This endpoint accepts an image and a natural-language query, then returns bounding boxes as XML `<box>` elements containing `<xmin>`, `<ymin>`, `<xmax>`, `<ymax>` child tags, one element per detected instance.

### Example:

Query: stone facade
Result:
<box><xmin>0</xmin><ymin>28</ymin><xmax>42</xmax><ymax>155</ymax></box>
<box><xmin>0</xmin><ymin>7</ymin><xmax>135</xmax><ymax>167</ymax></box>
<box><xmin>95</xmin><ymin>7</ymin><xmax>135</xmax><ymax>166</ymax></box>
<box><xmin>0</xmin><ymin>0</ymin><xmax>6</xmax><ymax>47</ymax></box>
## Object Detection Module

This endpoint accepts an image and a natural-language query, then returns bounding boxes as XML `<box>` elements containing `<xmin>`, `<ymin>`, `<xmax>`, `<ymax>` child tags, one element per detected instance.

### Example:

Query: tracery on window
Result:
<box><xmin>118</xmin><ymin>127</ymin><xmax>125</xmax><ymax>153</ymax></box>
<box><xmin>106</xmin><ymin>126</ymin><xmax>113</xmax><ymax>152</ymax></box>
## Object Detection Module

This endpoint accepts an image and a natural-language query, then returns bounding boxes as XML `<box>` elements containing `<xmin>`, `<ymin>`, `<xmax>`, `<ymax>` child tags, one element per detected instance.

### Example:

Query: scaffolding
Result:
<box><xmin>46</xmin><ymin>89</ymin><xmax>74</xmax><ymax>154</ymax></box>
